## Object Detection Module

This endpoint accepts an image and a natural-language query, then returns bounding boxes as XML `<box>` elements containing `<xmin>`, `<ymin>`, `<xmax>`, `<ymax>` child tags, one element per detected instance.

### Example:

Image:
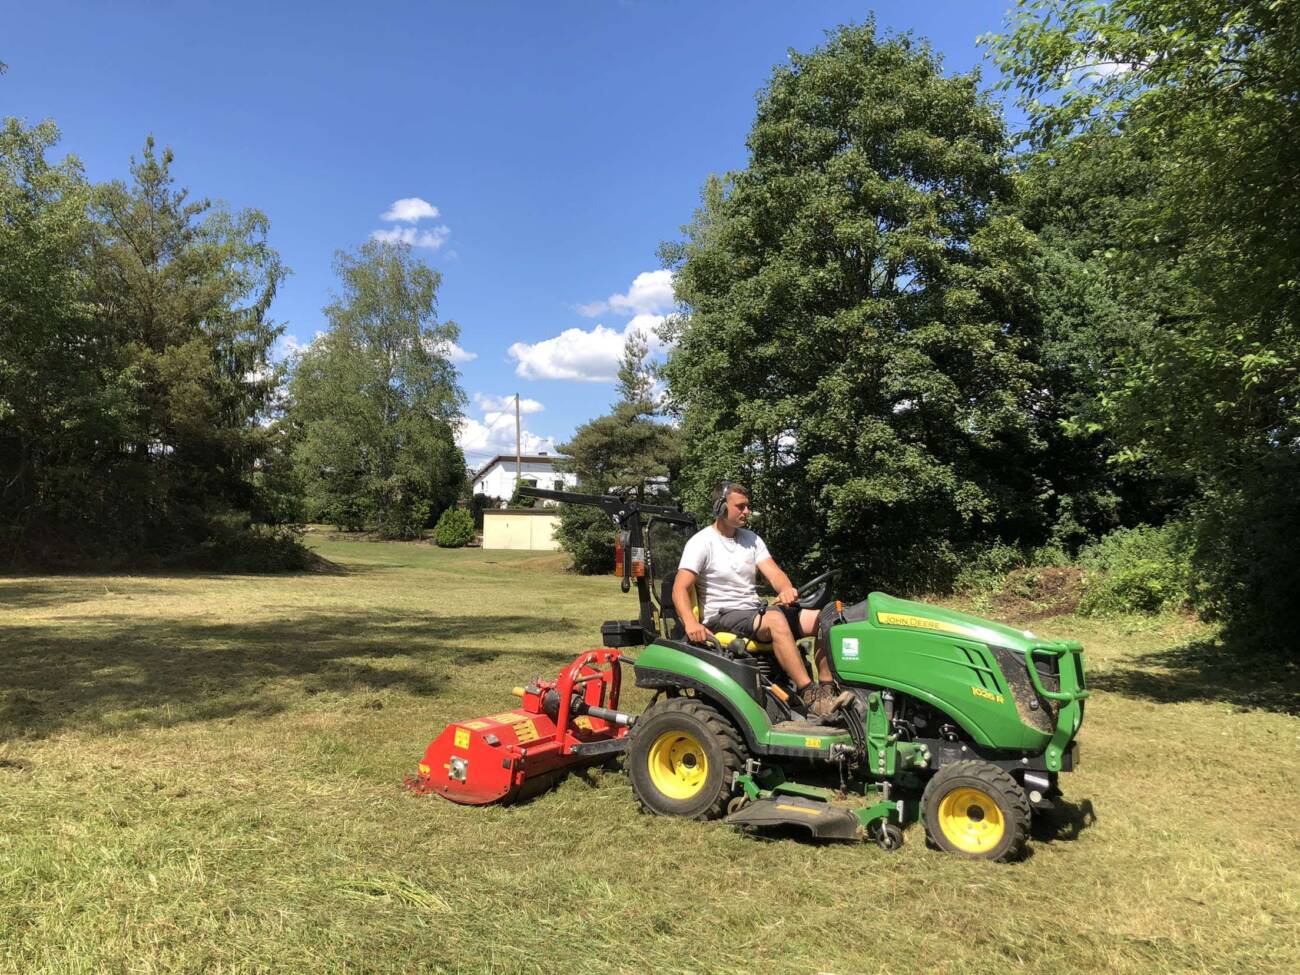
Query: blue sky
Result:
<box><xmin>3</xmin><ymin>0</ymin><xmax>1019</xmax><ymax>470</ymax></box>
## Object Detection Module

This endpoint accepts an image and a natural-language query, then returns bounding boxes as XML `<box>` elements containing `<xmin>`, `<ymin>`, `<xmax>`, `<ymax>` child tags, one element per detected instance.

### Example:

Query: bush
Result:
<box><xmin>1077</xmin><ymin>524</ymin><xmax>1193</xmax><ymax>617</ymax></box>
<box><xmin>376</xmin><ymin>499</ymin><xmax>430</xmax><ymax>541</ymax></box>
<box><xmin>470</xmin><ymin>493</ymin><xmax>501</xmax><ymax>530</ymax></box>
<box><xmin>554</xmin><ymin>503</ymin><xmax>614</xmax><ymax>574</ymax></box>
<box><xmin>433</xmin><ymin>507</ymin><xmax>475</xmax><ymax>548</ymax></box>
<box><xmin>953</xmin><ymin>544</ymin><xmax>1028</xmax><ymax>599</ymax></box>
<box><xmin>1185</xmin><ymin>455</ymin><xmax>1300</xmax><ymax>646</ymax></box>
<box><xmin>182</xmin><ymin>512</ymin><xmax>313</xmax><ymax>572</ymax></box>
<box><xmin>508</xmin><ymin>483</ymin><xmax>537</xmax><ymax>508</ymax></box>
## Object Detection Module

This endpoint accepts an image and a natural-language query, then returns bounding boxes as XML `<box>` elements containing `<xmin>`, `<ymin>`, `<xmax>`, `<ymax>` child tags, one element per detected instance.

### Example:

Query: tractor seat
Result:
<box><xmin>658</xmin><ymin>572</ymin><xmax>773</xmax><ymax>654</ymax></box>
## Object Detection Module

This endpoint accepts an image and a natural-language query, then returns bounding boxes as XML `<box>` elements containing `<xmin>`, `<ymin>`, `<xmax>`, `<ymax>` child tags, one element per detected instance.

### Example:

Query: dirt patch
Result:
<box><xmin>989</xmin><ymin>566</ymin><xmax>1086</xmax><ymax>622</ymax></box>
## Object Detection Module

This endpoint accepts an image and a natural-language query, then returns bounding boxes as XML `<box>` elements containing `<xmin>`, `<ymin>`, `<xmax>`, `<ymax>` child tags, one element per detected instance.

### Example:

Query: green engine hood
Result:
<box><xmin>866</xmin><ymin>592</ymin><xmax>1078</xmax><ymax>654</ymax></box>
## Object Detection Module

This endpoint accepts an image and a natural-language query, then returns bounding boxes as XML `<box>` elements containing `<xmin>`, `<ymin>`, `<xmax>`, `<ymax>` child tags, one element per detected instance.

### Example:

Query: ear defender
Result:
<box><xmin>712</xmin><ymin>480</ymin><xmax>732</xmax><ymax>520</ymax></box>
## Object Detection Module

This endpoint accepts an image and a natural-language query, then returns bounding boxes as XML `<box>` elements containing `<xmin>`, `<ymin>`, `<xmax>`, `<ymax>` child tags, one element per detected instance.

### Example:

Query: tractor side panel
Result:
<box><xmin>634</xmin><ymin>642</ymin><xmax>772</xmax><ymax>741</ymax></box>
<box><xmin>831</xmin><ymin>622</ymin><xmax>1050</xmax><ymax>751</ymax></box>
<box><xmin>633</xmin><ymin>642</ymin><xmax>851</xmax><ymax>759</ymax></box>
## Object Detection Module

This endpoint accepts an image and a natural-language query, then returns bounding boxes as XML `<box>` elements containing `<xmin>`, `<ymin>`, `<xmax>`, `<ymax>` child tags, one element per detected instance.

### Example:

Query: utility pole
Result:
<box><xmin>514</xmin><ymin>392</ymin><xmax>522</xmax><ymax>492</ymax></box>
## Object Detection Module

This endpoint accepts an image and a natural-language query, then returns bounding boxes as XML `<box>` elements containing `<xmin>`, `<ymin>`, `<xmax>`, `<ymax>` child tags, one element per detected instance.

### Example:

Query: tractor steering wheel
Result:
<box><xmin>794</xmin><ymin>569</ymin><xmax>841</xmax><ymax>610</ymax></box>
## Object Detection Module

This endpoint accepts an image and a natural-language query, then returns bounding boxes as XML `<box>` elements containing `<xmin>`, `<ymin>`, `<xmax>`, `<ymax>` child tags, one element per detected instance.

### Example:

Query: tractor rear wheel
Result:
<box><xmin>627</xmin><ymin>698</ymin><xmax>746</xmax><ymax>820</ymax></box>
<box><xmin>922</xmin><ymin>761</ymin><xmax>1030</xmax><ymax>861</ymax></box>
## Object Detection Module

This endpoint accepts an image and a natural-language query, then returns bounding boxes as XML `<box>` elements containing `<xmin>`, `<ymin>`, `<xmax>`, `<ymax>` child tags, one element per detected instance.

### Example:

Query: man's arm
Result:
<box><xmin>672</xmin><ymin>568</ymin><xmax>711</xmax><ymax>643</ymax></box>
<box><xmin>757</xmin><ymin>558</ymin><xmax>799</xmax><ymax>607</ymax></box>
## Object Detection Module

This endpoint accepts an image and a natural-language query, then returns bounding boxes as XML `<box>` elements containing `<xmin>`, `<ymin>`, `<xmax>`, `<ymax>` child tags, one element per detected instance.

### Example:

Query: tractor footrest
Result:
<box><xmin>725</xmin><ymin>797</ymin><xmax>862</xmax><ymax>841</ymax></box>
<box><xmin>770</xmin><ymin>720</ymin><xmax>844</xmax><ymax>735</ymax></box>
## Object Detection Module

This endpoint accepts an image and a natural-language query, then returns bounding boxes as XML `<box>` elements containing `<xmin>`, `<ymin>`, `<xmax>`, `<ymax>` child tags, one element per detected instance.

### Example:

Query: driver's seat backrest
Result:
<box><xmin>660</xmin><ymin>569</ymin><xmax>773</xmax><ymax>654</ymax></box>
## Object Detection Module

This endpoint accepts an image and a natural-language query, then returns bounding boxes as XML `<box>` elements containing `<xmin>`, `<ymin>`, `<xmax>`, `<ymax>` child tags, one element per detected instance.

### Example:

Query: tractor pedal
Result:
<box><xmin>725</xmin><ymin>796</ymin><xmax>861</xmax><ymax>841</ymax></box>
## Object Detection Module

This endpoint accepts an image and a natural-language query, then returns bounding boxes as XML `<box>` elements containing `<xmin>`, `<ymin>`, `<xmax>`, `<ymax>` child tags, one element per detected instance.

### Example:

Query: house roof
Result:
<box><xmin>470</xmin><ymin>453</ymin><xmax>569</xmax><ymax>482</ymax></box>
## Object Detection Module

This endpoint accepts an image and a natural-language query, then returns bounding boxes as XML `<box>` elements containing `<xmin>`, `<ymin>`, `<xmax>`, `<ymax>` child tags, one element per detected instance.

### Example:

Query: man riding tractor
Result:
<box><xmin>673</xmin><ymin>480</ymin><xmax>852</xmax><ymax>719</ymax></box>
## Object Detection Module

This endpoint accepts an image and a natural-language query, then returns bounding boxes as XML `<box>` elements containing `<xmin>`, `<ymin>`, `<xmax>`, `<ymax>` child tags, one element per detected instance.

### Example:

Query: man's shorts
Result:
<box><xmin>705</xmin><ymin>604</ymin><xmax>805</xmax><ymax>640</ymax></box>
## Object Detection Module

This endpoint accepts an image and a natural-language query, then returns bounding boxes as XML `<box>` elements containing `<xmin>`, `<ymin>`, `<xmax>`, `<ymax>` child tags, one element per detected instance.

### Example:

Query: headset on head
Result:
<box><xmin>712</xmin><ymin>480</ymin><xmax>741</xmax><ymax>520</ymax></box>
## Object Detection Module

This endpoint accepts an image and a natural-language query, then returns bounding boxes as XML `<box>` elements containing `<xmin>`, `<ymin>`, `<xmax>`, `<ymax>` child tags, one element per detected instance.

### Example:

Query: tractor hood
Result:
<box><xmin>866</xmin><ymin>592</ymin><xmax>1081</xmax><ymax>655</ymax></box>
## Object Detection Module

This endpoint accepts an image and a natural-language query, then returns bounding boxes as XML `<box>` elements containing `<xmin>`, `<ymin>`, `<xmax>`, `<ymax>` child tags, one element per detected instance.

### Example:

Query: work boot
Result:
<box><xmin>800</xmin><ymin>682</ymin><xmax>853</xmax><ymax>720</ymax></box>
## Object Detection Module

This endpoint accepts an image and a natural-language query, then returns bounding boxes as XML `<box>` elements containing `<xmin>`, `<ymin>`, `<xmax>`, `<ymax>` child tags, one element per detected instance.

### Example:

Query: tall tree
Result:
<box><xmin>554</xmin><ymin>330</ymin><xmax>681</xmax><ymax>572</ymax></box>
<box><xmin>2</xmin><ymin>128</ymin><xmax>292</xmax><ymax>565</ymax></box>
<box><xmin>0</xmin><ymin>119</ymin><xmax>93</xmax><ymax>559</ymax></box>
<box><xmin>988</xmin><ymin>0</ymin><xmax>1300</xmax><ymax>642</ymax></box>
<box><xmin>561</xmin><ymin>330</ymin><xmax>680</xmax><ymax>496</ymax></box>
<box><xmin>286</xmin><ymin>240</ymin><xmax>466</xmax><ymax>539</ymax></box>
<box><xmin>85</xmin><ymin>137</ymin><xmax>287</xmax><ymax>553</ymax></box>
<box><xmin>660</xmin><ymin>22</ymin><xmax>1045</xmax><ymax>593</ymax></box>
<box><xmin>1013</xmin><ymin>132</ymin><xmax>1195</xmax><ymax>547</ymax></box>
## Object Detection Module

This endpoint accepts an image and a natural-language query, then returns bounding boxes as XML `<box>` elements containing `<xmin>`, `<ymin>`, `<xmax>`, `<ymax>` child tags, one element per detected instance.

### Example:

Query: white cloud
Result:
<box><xmin>381</xmin><ymin>197</ymin><xmax>441</xmax><ymax>222</ymax></box>
<box><xmin>274</xmin><ymin>331</ymin><xmax>326</xmax><ymax>361</ymax></box>
<box><xmin>578</xmin><ymin>269</ymin><xmax>675</xmax><ymax>318</ymax></box>
<box><xmin>626</xmin><ymin>312</ymin><xmax>668</xmax><ymax>344</ymax></box>
<box><xmin>457</xmin><ymin>418</ymin><xmax>556</xmax><ymax>458</ymax></box>
<box><xmin>371</xmin><ymin>225</ymin><xmax>451</xmax><ymax>250</ymax></box>
<box><xmin>425</xmin><ymin>338</ymin><xmax>477</xmax><ymax>363</ymax></box>
<box><xmin>508</xmin><ymin>317</ymin><xmax>665</xmax><ymax>382</ymax></box>
<box><xmin>372</xmin><ymin>197</ymin><xmax>451</xmax><ymax>249</ymax></box>
<box><xmin>473</xmin><ymin>392</ymin><xmax>544</xmax><ymax>415</ymax></box>
<box><xmin>456</xmin><ymin>392</ymin><xmax>555</xmax><ymax>458</ymax></box>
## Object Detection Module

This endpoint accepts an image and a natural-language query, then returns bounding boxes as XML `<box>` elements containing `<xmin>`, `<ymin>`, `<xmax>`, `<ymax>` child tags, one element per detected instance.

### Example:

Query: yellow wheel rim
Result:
<box><xmin>937</xmin><ymin>787</ymin><xmax>1005</xmax><ymax>854</ymax></box>
<box><xmin>646</xmin><ymin>729</ymin><xmax>709</xmax><ymax>800</ymax></box>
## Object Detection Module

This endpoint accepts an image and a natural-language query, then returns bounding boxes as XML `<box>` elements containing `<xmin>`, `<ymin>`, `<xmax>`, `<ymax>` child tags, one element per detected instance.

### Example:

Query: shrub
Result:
<box><xmin>182</xmin><ymin>512</ymin><xmax>313</xmax><ymax>572</ymax></box>
<box><xmin>508</xmin><ymin>483</ymin><xmax>537</xmax><ymax>508</ymax></box>
<box><xmin>1077</xmin><ymin>524</ymin><xmax>1193</xmax><ymax>617</ymax></box>
<box><xmin>554</xmin><ymin>503</ymin><xmax>614</xmax><ymax>574</ymax></box>
<box><xmin>953</xmin><ymin>544</ymin><xmax>1028</xmax><ymax>599</ymax></box>
<box><xmin>470</xmin><ymin>493</ymin><xmax>501</xmax><ymax>530</ymax></box>
<box><xmin>433</xmin><ymin>507</ymin><xmax>475</xmax><ymax>548</ymax></box>
<box><xmin>376</xmin><ymin>499</ymin><xmax>430</xmax><ymax>541</ymax></box>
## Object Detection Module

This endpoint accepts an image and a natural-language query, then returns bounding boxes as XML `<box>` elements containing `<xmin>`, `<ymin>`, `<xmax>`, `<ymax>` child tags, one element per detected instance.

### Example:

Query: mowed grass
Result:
<box><xmin>2</xmin><ymin>539</ymin><xmax>1297</xmax><ymax>975</ymax></box>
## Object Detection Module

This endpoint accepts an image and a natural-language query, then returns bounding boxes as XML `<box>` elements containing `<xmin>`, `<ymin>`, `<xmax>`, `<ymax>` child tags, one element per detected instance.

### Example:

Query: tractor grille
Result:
<box><xmin>988</xmin><ymin>644</ymin><xmax>1058</xmax><ymax>734</ymax></box>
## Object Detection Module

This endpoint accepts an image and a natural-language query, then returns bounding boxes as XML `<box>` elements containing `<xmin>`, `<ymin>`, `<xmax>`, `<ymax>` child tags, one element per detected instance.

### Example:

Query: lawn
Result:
<box><xmin>1</xmin><ymin>538</ymin><xmax>1297</xmax><ymax>974</ymax></box>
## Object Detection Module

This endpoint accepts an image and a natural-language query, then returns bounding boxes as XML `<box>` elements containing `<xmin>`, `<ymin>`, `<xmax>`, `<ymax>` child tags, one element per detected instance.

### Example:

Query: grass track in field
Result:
<box><xmin>1</xmin><ymin>538</ymin><xmax>1297</xmax><ymax>974</ymax></box>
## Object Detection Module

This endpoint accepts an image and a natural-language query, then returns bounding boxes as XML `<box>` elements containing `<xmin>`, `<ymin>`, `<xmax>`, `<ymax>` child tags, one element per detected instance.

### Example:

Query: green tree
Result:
<box><xmin>0</xmin><ymin>119</ymin><xmax>93</xmax><ymax>559</ymax></box>
<box><xmin>660</xmin><ymin>23</ymin><xmax>1045</xmax><ymax>594</ymax></box>
<box><xmin>86</xmin><ymin>137</ymin><xmax>288</xmax><ymax>555</ymax></box>
<box><xmin>2</xmin><ymin>127</ymin><xmax>295</xmax><ymax>566</ymax></box>
<box><xmin>988</xmin><ymin>0</ymin><xmax>1300</xmax><ymax>642</ymax></box>
<box><xmin>1013</xmin><ymin>133</ymin><xmax>1195</xmax><ymax>547</ymax></box>
<box><xmin>554</xmin><ymin>330</ymin><xmax>681</xmax><ymax>573</ymax></box>
<box><xmin>287</xmin><ymin>240</ymin><xmax>466</xmax><ymax>539</ymax></box>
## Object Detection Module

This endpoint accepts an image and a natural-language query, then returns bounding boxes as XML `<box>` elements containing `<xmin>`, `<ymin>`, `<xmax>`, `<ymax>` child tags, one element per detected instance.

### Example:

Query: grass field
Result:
<box><xmin>2</xmin><ymin>537</ymin><xmax>1297</xmax><ymax>974</ymax></box>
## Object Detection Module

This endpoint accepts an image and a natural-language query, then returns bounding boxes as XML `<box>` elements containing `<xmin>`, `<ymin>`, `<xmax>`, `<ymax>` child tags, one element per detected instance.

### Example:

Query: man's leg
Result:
<box><xmin>751</xmin><ymin>608</ymin><xmax>812</xmax><ymax>688</ymax></box>
<box><xmin>798</xmin><ymin>608</ymin><xmax>834</xmax><ymax>682</ymax></box>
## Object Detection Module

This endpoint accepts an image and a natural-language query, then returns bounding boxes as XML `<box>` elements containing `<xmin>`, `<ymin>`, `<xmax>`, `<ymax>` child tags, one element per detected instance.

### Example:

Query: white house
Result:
<box><xmin>471</xmin><ymin>453</ymin><xmax>578</xmax><ymax>502</ymax></box>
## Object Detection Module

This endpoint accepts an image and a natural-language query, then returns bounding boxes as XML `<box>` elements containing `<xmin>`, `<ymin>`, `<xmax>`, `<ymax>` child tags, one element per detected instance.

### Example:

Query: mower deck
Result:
<box><xmin>724</xmin><ymin>796</ymin><xmax>862</xmax><ymax>841</ymax></box>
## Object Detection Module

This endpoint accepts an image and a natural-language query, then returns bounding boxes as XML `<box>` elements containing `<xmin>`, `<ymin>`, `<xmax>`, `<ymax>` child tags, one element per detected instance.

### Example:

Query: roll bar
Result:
<box><xmin>519</xmin><ymin>486</ymin><xmax>696</xmax><ymax>643</ymax></box>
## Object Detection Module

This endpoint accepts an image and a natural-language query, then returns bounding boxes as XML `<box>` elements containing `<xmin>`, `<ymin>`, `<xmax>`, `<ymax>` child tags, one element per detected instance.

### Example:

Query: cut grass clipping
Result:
<box><xmin>1</xmin><ymin>538</ymin><xmax>1297</xmax><ymax>974</ymax></box>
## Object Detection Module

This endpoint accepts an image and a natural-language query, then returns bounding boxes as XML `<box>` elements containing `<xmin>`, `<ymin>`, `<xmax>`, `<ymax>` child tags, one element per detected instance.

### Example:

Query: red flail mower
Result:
<box><xmin>405</xmin><ymin>649</ymin><xmax>634</xmax><ymax>805</ymax></box>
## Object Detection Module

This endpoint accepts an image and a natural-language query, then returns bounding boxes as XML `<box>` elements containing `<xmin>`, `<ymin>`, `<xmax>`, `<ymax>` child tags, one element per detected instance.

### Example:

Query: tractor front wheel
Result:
<box><xmin>922</xmin><ymin>761</ymin><xmax>1030</xmax><ymax>862</ymax></box>
<box><xmin>627</xmin><ymin>698</ymin><xmax>746</xmax><ymax>820</ymax></box>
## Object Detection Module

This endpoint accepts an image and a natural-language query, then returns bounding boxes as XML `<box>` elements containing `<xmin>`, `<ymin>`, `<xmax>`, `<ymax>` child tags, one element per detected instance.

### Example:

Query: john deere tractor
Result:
<box><xmin>523</xmin><ymin>488</ymin><xmax>1087</xmax><ymax>861</ymax></box>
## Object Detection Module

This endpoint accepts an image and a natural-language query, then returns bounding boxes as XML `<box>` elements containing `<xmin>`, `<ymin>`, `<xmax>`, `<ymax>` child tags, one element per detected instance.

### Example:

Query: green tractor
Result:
<box><xmin>524</xmin><ymin>488</ymin><xmax>1087</xmax><ymax>861</ymax></box>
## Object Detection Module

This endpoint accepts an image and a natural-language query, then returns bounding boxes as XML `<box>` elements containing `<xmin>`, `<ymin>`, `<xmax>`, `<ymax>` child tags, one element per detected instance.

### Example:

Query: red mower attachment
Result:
<box><xmin>405</xmin><ymin>649</ymin><xmax>633</xmax><ymax>805</ymax></box>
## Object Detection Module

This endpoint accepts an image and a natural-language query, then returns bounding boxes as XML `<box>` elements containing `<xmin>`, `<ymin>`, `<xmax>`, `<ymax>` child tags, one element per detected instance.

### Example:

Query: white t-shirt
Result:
<box><xmin>678</xmin><ymin>526</ymin><xmax>772</xmax><ymax>623</ymax></box>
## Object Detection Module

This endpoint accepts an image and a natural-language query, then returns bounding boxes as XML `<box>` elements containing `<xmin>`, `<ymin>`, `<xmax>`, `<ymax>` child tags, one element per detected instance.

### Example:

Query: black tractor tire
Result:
<box><xmin>921</xmin><ymin>760</ymin><xmax>1031</xmax><ymax>862</ymax></box>
<box><xmin>626</xmin><ymin>698</ymin><xmax>747</xmax><ymax>821</ymax></box>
